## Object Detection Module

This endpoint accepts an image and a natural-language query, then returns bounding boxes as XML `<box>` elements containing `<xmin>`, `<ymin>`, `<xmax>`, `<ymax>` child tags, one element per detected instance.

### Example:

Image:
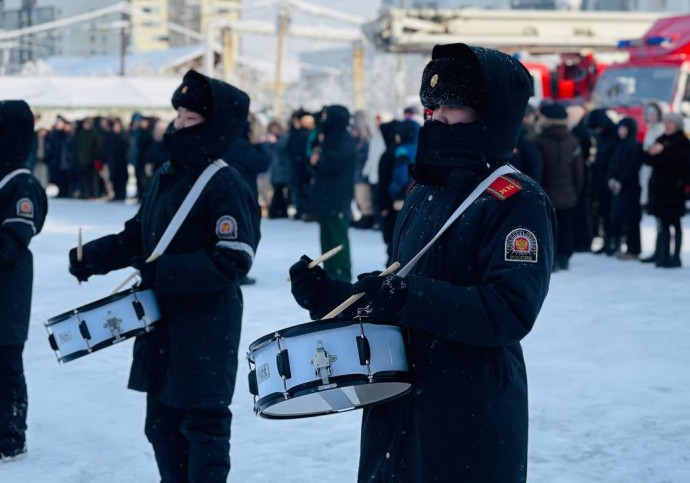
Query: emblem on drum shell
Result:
<box><xmin>58</xmin><ymin>331</ymin><xmax>73</xmax><ymax>343</ymax></box>
<box><xmin>257</xmin><ymin>363</ymin><xmax>270</xmax><ymax>383</ymax></box>
<box><xmin>104</xmin><ymin>312</ymin><xmax>125</xmax><ymax>342</ymax></box>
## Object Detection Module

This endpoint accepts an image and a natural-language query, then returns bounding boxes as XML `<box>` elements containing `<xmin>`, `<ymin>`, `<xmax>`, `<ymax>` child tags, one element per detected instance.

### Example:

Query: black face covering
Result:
<box><xmin>412</xmin><ymin>44</ymin><xmax>534</xmax><ymax>186</ymax></box>
<box><xmin>163</xmin><ymin>121</ymin><xmax>213</xmax><ymax>168</ymax></box>
<box><xmin>411</xmin><ymin>119</ymin><xmax>492</xmax><ymax>186</ymax></box>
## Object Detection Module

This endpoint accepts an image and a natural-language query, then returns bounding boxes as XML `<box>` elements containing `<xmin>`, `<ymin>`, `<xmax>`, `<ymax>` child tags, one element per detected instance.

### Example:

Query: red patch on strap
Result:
<box><xmin>485</xmin><ymin>176</ymin><xmax>523</xmax><ymax>200</ymax></box>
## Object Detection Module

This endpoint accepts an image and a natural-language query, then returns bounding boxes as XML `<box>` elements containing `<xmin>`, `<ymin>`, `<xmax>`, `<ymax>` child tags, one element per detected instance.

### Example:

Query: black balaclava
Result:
<box><xmin>413</xmin><ymin>43</ymin><xmax>533</xmax><ymax>185</ymax></box>
<box><xmin>164</xmin><ymin>70</ymin><xmax>249</xmax><ymax>168</ymax></box>
<box><xmin>0</xmin><ymin>100</ymin><xmax>34</xmax><ymax>172</ymax></box>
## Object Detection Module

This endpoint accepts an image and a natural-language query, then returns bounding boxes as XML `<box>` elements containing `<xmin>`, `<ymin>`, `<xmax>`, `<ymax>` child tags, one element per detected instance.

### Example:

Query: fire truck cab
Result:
<box><xmin>591</xmin><ymin>14</ymin><xmax>690</xmax><ymax>138</ymax></box>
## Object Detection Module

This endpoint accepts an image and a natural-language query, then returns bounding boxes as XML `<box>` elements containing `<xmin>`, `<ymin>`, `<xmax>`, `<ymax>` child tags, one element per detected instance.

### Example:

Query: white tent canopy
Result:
<box><xmin>1</xmin><ymin>76</ymin><xmax>182</xmax><ymax>111</ymax></box>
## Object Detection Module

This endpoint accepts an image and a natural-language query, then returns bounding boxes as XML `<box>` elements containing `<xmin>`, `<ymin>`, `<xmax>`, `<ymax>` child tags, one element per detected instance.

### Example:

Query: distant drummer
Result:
<box><xmin>68</xmin><ymin>71</ymin><xmax>261</xmax><ymax>481</ymax></box>
<box><xmin>0</xmin><ymin>100</ymin><xmax>48</xmax><ymax>462</ymax></box>
<box><xmin>289</xmin><ymin>44</ymin><xmax>555</xmax><ymax>481</ymax></box>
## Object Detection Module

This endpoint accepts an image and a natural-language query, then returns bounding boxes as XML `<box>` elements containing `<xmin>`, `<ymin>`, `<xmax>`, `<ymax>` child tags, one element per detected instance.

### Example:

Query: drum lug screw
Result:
<box><xmin>311</xmin><ymin>339</ymin><xmax>337</xmax><ymax>386</ymax></box>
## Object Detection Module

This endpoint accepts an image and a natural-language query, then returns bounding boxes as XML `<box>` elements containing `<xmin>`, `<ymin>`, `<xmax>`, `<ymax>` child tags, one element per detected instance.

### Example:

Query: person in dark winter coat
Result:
<box><xmin>290</xmin><ymin>43</ymin><xmax>555</xmax><ymax>483</ymax></box>
<box><xmin>102</xmin><ymin>118</ymin><xmax>130</xmax><ymax>201</ymax></box>
<box><xmin>586</xmin><ymin>108</ymin><xmax>620</xmax><ymax>254</ymax></box>
<box><xmin>376</xmin><ymin>119</ymin><xmax>400</xmax><ymax>264</ymax></box>
<box><xmin>224</xmin><ymin>120</ymin><xmax>270</xmax><ymax>202</ymax></box>
<box><xmin>287</xmin><ymin>111</ymin><xmax>314</xmax><ymax>219</ymax></box>
<box><xmin>568</xmin><ymin>104</ymin><xmax>595</xmax><ymax>252</ymax></box>
<box><xmin>308</xmin><ymin>105</ymin><xmax>357</xmax><ymax>282</ymax></box>
<box><xmin>644</xmin><ymin>112</ymin><xmax>690</xmax><ymax>268</ymax></box>
<box><xmin>67</xmin><ymin>70</ymin><xmax>261</xmax><ymax>482</ymax></box>
<box><xmin>608</xmin><ymin>118</ymin><xmax>643</xmax><ymax>259</ymax></box>
<box><xmin>535</xmin><ymin>103</ymin><xmax>584</xmax><ymax>271</ymax></box>
<box><xmin>511</xmin><ymin>103</ymin><xmax>543</xmax><ymax>183</ymax></box>
<box><xmin>0</xmin><ymin>100</ymin><xmax>48</xmax><ymax>462</ymax></box>
<box><xmin>266</xmin><ymin>120</ymin><xmax>292</xmax><ymax>219</ymax></box>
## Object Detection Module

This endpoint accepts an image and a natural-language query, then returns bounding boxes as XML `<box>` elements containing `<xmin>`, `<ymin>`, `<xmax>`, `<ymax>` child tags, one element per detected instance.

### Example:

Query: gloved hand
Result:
<box><xmin>352</xmin><ymin>273</ymin><xmax>408</xmax><ymax>322</ymax></box>
<box><xmin>289</xmin><ymin>255</ymin><xmax>329</xmax><ymax>313</ymax></box>
<box><xmin>68</xmin><ymin>248</ymin><xmax>91</xmax><ymax>282</ymax></box>
<box><xmin>132</xmin><ymin>256</ymin><xmax>157</xmax><ymax>290</ymax></box>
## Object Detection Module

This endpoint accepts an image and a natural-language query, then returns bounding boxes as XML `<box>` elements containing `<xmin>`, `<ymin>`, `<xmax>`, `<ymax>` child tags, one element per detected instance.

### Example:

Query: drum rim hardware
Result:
<box><xmin>310</xmin><ymin>339</ymin><xmax>337</xmax><ymax>387</ymax></box>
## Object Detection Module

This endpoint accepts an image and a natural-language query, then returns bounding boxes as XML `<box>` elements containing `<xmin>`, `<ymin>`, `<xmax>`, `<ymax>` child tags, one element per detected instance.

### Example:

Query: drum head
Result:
<box><xmin>257</xmin><ymin>376</ymin><xmax>412</xmax><ymax>419</ymax></box>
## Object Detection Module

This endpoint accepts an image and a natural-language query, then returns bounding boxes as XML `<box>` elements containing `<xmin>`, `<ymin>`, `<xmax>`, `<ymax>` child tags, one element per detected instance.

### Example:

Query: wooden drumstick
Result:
<box><xmin>285</xmin><ymin>244</ymin><xmax>343</xmax><ymax>282</ymax></box>
<box><xmin>110</xmin><ymin>252</ymin><xmax>161</xmax><ymax>295</ymax></box>
<box><xmin>321</xmin><ymin>261</ymin><xmax>401</xmax><ymax>320</ymax></box>
<box><xmin>77</xmin><ymin>228</ymin><xmax>83</xmax><ymax>261</ymax></box>
<box><xmin>77</xmin><ymin>228</ymin><xmax>83</xmax><ymax>286</ymax></box>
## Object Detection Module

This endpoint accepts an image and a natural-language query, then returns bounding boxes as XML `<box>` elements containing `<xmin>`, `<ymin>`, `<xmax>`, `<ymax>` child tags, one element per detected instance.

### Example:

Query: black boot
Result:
<box><xmin>655</xmin><ymin>230</ymin><xmax>671</xmax><ymax>267</ymax></box>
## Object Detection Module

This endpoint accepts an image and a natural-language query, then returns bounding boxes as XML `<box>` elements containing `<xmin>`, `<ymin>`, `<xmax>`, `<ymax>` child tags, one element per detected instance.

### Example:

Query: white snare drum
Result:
<box><xmin>247</xmin><ymin>319</ymin><xmax>412</xmax><ymax>419</ymax></box>
<box><xmin>46</xmin><ymin>288</ymin><xmax>161</xmax><ymax>363</ymax></box>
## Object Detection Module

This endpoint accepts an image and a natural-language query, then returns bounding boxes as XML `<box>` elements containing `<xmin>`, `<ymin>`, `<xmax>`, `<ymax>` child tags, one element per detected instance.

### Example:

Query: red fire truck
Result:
<box><xmin>523</xmin><ymin>52</ymin><xmax>604</xmax><ymax>104</ymax></box>
<box><xmin>591</xmin><ymin>13</ymin><xmax>690</xmax><ymax>140</ymax></box>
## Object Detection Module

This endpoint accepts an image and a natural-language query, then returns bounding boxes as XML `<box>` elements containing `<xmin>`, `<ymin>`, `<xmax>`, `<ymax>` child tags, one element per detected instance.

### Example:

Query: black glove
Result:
<box><xmin>352</xmin><ymin>273</ymin><xmax>408</xmax><ymax>322</ymax></box>
<box><xmin>132</xmin><ymin>256</ymin><xmax>157</xmax><ymax>290</ymax></box>
<box><xmin>68</xmin><ymin>248</ymin><xmax>91</xmax><ymax>283</ymax></box>
<box><xmin>289</xmin><ymin>255</ymin><xmax>330</xmax><ymax>313</ymax></box>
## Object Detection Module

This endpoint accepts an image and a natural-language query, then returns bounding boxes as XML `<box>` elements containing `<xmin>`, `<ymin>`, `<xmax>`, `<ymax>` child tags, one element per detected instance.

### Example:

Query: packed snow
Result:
<box><xmin>2</xmin><ymin>199</ymin><xmax>689</xmax><ymax>482</ymax></box>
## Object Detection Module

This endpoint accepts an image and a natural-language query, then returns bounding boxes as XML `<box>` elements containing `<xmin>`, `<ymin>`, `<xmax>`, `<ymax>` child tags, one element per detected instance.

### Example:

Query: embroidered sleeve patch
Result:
<box><xmin>216</xmin><ymin>215</ymin><xmax>238</xmax><ymax>240</ymax></box>
<box><xmin>16</xmin><ymin>198</ymin><xmax>34</xmax><ymax>218</ymax></box>
<box><xmin>505</xmin><ymin>228</ymin><xmax>538</xmax><ymax>263</ymax></box>
<box><xmin>486</xmin><ymin>176</ymin><xmax>523</xmax><ymax>200</ymax></box>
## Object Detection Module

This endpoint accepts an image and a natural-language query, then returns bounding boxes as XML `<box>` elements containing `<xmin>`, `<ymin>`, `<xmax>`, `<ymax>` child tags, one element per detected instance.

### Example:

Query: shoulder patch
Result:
<box><xmin>505</xmin><ymin>228</ymin><xmax>538</xmax><ymax>263</ymax></box>
<box><xmin>216</xmin><ymin>215</ymin><xmax>238</xmax><ymax>240</ymax></box>
<box><xmin>486</xmin><ymin>175</ymin><xmax>523</xmax><ymax>200</ymax></box>
<box><xmin>16</xmin><ymin>198</ymin><xmax>34</xmax><ymax>218</ymax></box>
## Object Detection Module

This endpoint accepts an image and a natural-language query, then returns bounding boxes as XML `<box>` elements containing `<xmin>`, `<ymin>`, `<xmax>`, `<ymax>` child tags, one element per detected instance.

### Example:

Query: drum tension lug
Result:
<box><xmin>311</xmin><ymin>339</ymin><xmax>337</xmax><ymax>386</ymax></box>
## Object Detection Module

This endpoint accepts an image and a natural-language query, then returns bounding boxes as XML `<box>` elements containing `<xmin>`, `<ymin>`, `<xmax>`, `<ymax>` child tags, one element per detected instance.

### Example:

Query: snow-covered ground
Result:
<box><xmin>2</xmin><ymin>199</ymin><xmax>689</xmax><ymax>483</ymax></box>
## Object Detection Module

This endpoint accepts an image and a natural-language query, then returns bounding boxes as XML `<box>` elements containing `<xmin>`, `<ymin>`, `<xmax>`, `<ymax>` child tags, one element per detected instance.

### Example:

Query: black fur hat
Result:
<box><xmin>171</xmin><ymin>70</ymin><xmax>214</xmax><ymax>119</ymax></box>
<box><xmin>420</xmin><ymin>43</ymin><xmax>486</xmax><ymax>111</ymax></box>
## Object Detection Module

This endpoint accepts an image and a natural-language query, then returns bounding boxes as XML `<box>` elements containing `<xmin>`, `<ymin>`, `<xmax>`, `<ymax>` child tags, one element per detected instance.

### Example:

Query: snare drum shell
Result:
<box><xmin>46</xmin><ymin>289</ymin><xmax>161</xmax><ymax>363</ymax></box>
<box><xmin>249</xmin><ymin>321</ymin><xmax>409</xmax><ymax>406</ymax></box>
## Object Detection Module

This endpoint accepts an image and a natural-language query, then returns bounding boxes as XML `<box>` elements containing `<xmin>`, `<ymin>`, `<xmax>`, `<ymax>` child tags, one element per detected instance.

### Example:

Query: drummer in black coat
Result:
<box><xmin>0</xmin><ymin>100</ymin><xmax>48</xmax><ymax>462</ymax></box>
<box><xmin>68</xmin><ymin>70</ymin><xmax>261</xmax><ymax>482</ymax></box>
<box><xmin>290</xmin><ymin>44</ymin><xmax>555</xmax><ymax>482</ymax></box>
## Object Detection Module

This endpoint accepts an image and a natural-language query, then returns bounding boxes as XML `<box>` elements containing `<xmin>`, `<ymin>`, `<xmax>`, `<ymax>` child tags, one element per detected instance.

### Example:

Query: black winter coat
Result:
<box><xmin>0</xmin><ymin>169</ymin><xmax>47</xmax><ymax>345</ymax></box>
<box><xmin>308</xmin><ymin>106</ymin><xmax>356</xmax><ymax>218</ymax></box>
<box><xmin>377</xmin><ymin>120</ymin><xmax>400</xmax><ymax>212</ymax></box>
<box><xmin>535</xmin><ymin>122</ymin><xmax>584</xmax><ymax>210</ymax></box>
<box><xmin>224</xmin><ymin>135</ymin><xmax>270</xmax><ymax>199</ymax></box>
<box><xmin>587</xmin><ymin>109</ymin><xmax>619</xmax><ymax>191</ymax></box>
<box><xmin>645</xmin><ymin>130</ymin><xmax>690</xmax><ymax>220</ymax></box>
<box><xmin>0</xmin><ymin>100</ymin><xmax>48</xmax><ymax>346</ymax></box>
<box><xmin>78</xmin><ymin>72</ymin><xmax>261</xmax><ymax>409</ymax></box>
<box><xmin>608</xmin><ymin>118</ymin><xmax>642</xmax><ymax>225</ymax></box>
<box><xmin>363</xmin><ymin>170</ymin><xmax>553</xmax><ymax>482</ymax></box>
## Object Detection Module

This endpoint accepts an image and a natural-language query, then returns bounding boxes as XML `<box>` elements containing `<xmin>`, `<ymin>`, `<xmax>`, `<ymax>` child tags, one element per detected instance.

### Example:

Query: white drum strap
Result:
<box><xmin>397</xmin><ymin>164</ymin><xmax>517</xmax><ymax>278</ymax></box>
<box><xmin>0</xmin><ymin>168</ymin><xmax>31</xmax><ymax>191</ymax></box>
<box><xmin>150</xmin><ymin>159</ymin><xmax>227</xmax><ymax>258</ymax></box>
